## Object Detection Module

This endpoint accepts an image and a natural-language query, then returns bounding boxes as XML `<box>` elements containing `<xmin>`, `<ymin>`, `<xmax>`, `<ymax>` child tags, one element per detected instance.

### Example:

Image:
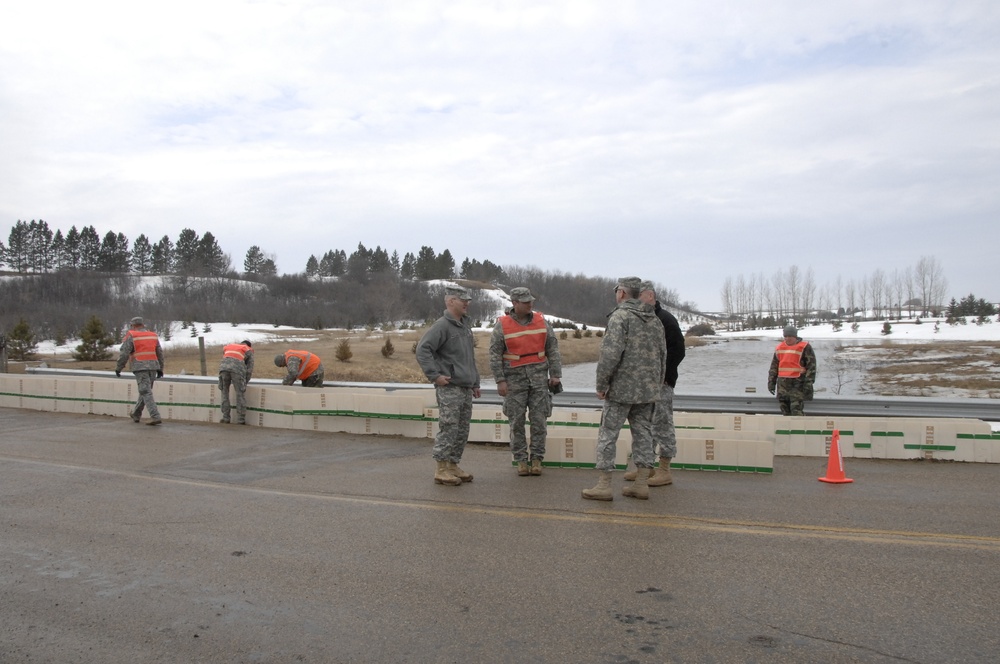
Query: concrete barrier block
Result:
<box><xmin>556</xmin><ymin>436</ymin><xmax>598</xmax><ymax>467</ymax></box>
<box><xmin>756</xmin><ymin>440</ymin><xmax>775</xmax><ymax>472</ymax></box>
<box><xmin>52</xmin><ymin>378</ymin><xmax>91</xmax><ymax>414</ymax></box>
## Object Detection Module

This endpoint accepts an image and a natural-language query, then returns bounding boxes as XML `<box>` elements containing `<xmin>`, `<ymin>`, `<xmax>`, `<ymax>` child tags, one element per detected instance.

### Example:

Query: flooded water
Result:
<box><xmin>557</xmin><ymin>338</ymin><xmax>881</xmax><ymax>397</ymax></box>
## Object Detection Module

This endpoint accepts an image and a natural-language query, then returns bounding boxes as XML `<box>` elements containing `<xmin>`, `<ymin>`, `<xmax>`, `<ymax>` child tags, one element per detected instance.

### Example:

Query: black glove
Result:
<box><xmin>768</xmin><ymin>386</ymin><xmax>775</xmax><ymax>395</ymax></box>
<box><xmin>548</xmin><ymin>382</ymin><xmax>563</xmax><ymax>395</ymax></box>
<box><xmin>115</xmin><ymin>370</ymin><xmax>121</xmax><ymax>378</ymax></box>
<box><xmin>156</xmin><ymin>370</ymin><xmax>164</xmax><ymax>379</ymax></box>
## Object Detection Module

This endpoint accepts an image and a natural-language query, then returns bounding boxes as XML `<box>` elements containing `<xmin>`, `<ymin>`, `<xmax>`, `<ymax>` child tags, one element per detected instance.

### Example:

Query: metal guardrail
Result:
<box><xmin>22</xmin><ymin>367</ymin><xmax>1000</xmax><ymax>421</ymax></box>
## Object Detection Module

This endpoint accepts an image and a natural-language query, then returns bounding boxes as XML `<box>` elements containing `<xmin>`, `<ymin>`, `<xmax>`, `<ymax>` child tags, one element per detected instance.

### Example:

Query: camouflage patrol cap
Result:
<box><xmin>617</xmin><ymin>276</ymin><xmax>642</xmax><ymax>292</ymax></box>
<box><xmin>130</xmin><ymin>316</ymin><xmax>144</xmax><ymax>326</ymax></box>
<box><xmin>509</xmin><ymin>287</ymin><xmax>535</xmax><ymax>303</ymax></box>
<box><xmin>639</xmin><ymin>280</ymin><xmax>655</xmax><ymax>293</ymax></box>
<box><xmin>274</xmin><ymin>353</ymin><xmax>287</xmax><ymax>367</ymax></box>
<box><xmin>445</xmin><ymin>285</ymin><xmax>472</xmax><ymax>300</ymax></box>
<box><xmin>783</xmin><ymin>325</ymin><xmax>798</xmax><ymax>337</ymax></box>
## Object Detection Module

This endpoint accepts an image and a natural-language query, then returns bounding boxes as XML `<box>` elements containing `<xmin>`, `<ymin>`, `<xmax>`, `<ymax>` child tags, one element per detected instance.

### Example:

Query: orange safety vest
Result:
<box><xmin>127</xmin><ymin>329</ymin><xmax>160</xmax><ymax>362</ymax></box>
<box><xmin>285</xmin><ymin>350</ymin><xmax>320</xmax><ymax>379</ymax></box>
<box><xmin>500</xmin><ymin>312</ymin><xmax>548</xmax><ymax>368</ymax></box>
<box><xmin>223</xmin><ymin>343</ymin><xmax>251</xmax><ymax>362</ymax></box>
<box><xmin>776</xmin><ymin>340</ymin><xmax>808</xmax><ymax>378</ymax></box>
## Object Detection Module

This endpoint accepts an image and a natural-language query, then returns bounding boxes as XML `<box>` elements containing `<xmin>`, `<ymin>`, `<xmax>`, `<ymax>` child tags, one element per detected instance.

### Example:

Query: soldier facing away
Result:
<box><xmin>219</xmin><ymin>340</ymin><xmax>254</xmax><ymax>424</ymax></box>
<box><xmin>115</xmin><ymin>316</ymin><xmax>164</xmax><ymax>426</ymax></box>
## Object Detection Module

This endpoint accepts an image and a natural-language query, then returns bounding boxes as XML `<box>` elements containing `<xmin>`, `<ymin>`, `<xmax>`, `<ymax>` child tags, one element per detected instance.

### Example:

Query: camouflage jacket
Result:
<box><xmin>595</xmin><ymin>299</ymin><xmax>666</xmax><ymax>403</ymax></box>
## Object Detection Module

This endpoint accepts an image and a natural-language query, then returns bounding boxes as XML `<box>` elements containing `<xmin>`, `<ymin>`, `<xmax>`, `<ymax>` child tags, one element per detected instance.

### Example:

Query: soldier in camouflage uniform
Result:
<box><xmin>218</xmin><ymin>340</ymin><xmax>254</xmax><ymax>424</ymax></box>
<box><xmin>490</xmin><ymin>287</ymin><xmax>562</xmax><ymax>476</ymax></box>
<box><xmin>768</xmin><ymin>325</ymin><xmax>817</xmax><ymax>416</ymax></box>
<box><xmin>583</xmin><ymin>277</ymin><xmax>666</xmax><ymax>501</ymax></box>
<box><xmin>416</xmin><ymin>285</ymin><xmax>481</xmax><ymax>486</ymax></box>
<box><xmin>115</xmin><ymin>316</ymin><xmax>165</xmax><ymax>426</ymax></box>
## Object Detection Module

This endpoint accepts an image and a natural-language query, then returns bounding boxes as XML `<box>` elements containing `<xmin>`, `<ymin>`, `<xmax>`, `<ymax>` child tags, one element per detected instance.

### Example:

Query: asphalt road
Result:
<box><xmin>2</xmin><ymin>407</ymin><xmax>998</xmax><ymax>663</ymax></box>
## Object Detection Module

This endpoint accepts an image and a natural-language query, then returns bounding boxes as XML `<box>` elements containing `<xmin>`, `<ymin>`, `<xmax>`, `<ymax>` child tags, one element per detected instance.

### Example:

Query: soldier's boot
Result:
<box><xmin>517</xmin><ymin>461</ymin><xmax>530</xmax><ymax>476</ymax></box>
<box><xmin>648</xmin><ymin>457</ymin><xmax>673</xmax><ymax>487</ymax></box>
<box><xmin>447</xmin><ymin>461</ymin><xmax>473</xmax><ymax>483</ymax></box>
<box><xmin>434</xmin><ymin>461</ymin><xmax>462</xmax><ymax>486</ymax></box>
<box><xmin>582</xmin><ymin>472</ymin><xmax>613</xmax><ymax>501</ymax></box>
<box><xmin>623</xmin><ymin>465</ymin><xmax>638</xmax><ymax>481</ymax></box>
<box><xmin>530</xmin><ymin>458</ymin><xmax>542</xmax><ymax>476</ymax></box>
<box><xmin>622</xmin><ymin>468</ymin><xmax>650</xmax><ymax>500</ymax></box>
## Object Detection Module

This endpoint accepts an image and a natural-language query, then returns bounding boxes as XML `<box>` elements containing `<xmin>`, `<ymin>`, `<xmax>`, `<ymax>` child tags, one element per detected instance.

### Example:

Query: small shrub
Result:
<box><xmin>202</xmin><ymin>323</ymin><xmax>212</xmax><ymax>333</ymax></box>
<box><xmin>335</xmin><ymin>338</ymin><xmax>353</xmax><ymax>362</ymax></box>
<box><xmin>583</xmin><ymin>329</ymin><xmax>593</xmax><ymax>338</ymax></box>
<box><xmin>881</xmin><ymin>322</ymin><xmax>892</xmax><ymax>335</ymax></box>
<box><xmin>596</xmin><ymin>330</ymin><xmax>603</xmax><ymax>337</ymax></box>
<box><xmin>411</xmin><ymin>341</ymin><xmax>418</xmax><ymax>354</ymax></box>
<box><xmin>559</xmin><ymin>330</ymin><xmax>568</xmax><ymax>340</ymax></box>
<box><xmin>381</xmin><ymin>337</ymin><xmax>395</xmax><ymax>358</ymax></box>
<box><xmin>573</xmin><ymin>329</ymin><xmax>582</xmax><ymax>339</ymax></box>
<box><xmin>7</xmin><ymin>317</ymin><xmax>38</xmax><ymax>360</ymax></box>
<box><xmin>685</xmin><ymin>323</ymin><xmax>716</xmax><ymax>337</ymax></box>
<box><xmin>851</xmin><ymin>322</ymin><xmax>859</xmax><ymax>333</ymax></box>
<box><xmin>832</xmin><ymin>321</ymin><xmax>843</xmax><ymax>332</ymax></box>
<box><xmin>73</xmin><ymin>315</ymin><xmax>115</xmax><ymax>361</ymax></box>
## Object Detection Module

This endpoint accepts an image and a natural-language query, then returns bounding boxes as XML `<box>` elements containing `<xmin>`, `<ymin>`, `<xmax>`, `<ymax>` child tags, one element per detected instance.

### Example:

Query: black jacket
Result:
<box><xmin>655</xmin><ymin>301</ymin><xmax>686</xmax><ymax>388</ymax></box>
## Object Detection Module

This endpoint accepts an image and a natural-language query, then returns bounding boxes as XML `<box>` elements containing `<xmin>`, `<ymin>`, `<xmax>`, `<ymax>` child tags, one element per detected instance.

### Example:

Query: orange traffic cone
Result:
<box><xmin>819</xmin><ymin>429</ymin><xmax>853</xmax><ymax>484</ymax></box>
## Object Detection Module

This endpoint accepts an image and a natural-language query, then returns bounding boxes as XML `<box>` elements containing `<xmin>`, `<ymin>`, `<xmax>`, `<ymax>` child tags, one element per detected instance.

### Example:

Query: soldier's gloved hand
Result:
<box><xmin>768</xmin><ymin>386</ymin><xmax>775</xmax><ymax>395</ymax></box>
<box><xmin>156</xmin><ymin>370</ymin><xmax>164</xmax><ymax>379</ymax></box>
<box><xmin>115</xmin><ymin>370</ymin><xmax>121</xmax><ymax>378</ymax></box>
<box><xmin>805</xmin><ymin>385</ymin><xmax>814</xmax><ymax>400</ymax></box>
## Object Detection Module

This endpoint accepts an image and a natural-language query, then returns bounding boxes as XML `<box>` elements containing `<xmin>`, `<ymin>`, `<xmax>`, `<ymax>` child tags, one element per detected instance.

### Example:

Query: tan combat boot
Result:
<box><xmin>623</xmin><ymin>465</ymin><xmax>638</xmax><ymax>481</ymax></box>
<box><xmin>647</xmin><ymin>457</ymin><xmax>673</xmax><ymax>486</ymax></box>
<box><xmin>447</xmin><ymin>461</ymin><xmax>473</xmax><ymax>483</ymax></box>
<box><xmin>517</xmin><ymin>461</ymin><xmax>529</xmax><ymax>476</ymax></box>
<box><xmin>530</xmin><ymin>458</ymin><xmax>542</xmax><ymax>476</ymax></box>
<box><xmin>622</xmin><ymin>467</ymin><xmax>650</xmax><ymax>500</ymax></box>
<box><xmin>434</xmin><ymin>460</ymin><xmax>462</xmax><ymax>486</ymax></box>
<box><xmin>582</xmin><ymin>471</ymin><xmax>613</xmax><ymax>501</ymax></box>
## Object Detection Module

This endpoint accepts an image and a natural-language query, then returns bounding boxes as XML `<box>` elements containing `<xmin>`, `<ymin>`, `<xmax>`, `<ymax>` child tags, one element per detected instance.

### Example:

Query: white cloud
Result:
<box><xmin>2</xmin><ymin>1</ymin><xmax>998</xmax><ymax>310</ymax></box>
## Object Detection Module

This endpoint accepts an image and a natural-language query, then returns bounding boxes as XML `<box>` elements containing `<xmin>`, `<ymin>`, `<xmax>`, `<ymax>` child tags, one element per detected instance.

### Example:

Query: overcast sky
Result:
<box><xmin>2</xmin><ymin>1</ymin><xmax>997</xmax><ymax>311</ymax></box>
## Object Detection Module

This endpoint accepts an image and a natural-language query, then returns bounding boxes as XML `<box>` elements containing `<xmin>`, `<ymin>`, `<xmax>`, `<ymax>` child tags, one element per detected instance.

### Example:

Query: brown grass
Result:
<box><xmin>862</xmin><ymin>340</ymin><xmax>1000</xmax><ymax>397</ymax></box>
<box><xmin>26</xmin><ymin>326</ymin><xmax>607</xmax><ymax>383</ymax></box>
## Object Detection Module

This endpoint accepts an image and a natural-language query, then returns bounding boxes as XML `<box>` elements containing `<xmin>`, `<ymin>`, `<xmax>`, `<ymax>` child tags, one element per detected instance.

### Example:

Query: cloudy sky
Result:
<box><xmin>2</xmin><ymin>1</ymin><xmax>997</xmax><ymax>311</ymax></box>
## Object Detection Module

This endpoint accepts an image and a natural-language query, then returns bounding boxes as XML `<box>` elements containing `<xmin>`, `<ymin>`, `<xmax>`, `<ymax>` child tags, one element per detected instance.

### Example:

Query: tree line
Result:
<box><xmin>719</xmin><ymin>256</ymin><xmax>951</xmax><ymax>327</ymax></box>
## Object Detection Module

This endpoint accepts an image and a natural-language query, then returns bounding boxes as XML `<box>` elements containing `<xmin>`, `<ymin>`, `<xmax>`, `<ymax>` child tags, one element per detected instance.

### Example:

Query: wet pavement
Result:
<box><xmin>2</xmin><ymin>407</ymin><xmax>999</xmax><ymax>663</ymax></box>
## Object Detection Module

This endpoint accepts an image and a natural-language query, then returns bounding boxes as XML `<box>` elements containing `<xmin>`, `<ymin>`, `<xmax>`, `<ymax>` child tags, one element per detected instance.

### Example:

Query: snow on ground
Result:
<box><xmin>716</xmin><ymin>318</ymin><xmax>1000</xmax><ymax>342</ymax></box>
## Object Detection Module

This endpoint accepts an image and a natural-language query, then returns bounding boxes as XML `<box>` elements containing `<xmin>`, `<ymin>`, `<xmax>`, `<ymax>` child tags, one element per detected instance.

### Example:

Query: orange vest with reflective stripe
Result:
<box><xmin>776</xmin><ymin>340</ymin><xmax>808</xmax><ymax>378</ymax></box>
<box><xmin>500</xmin><ymin>312</ymin><xmax>547</xmax><ymax>368</ymax></box>
<box><xmin>127</xmin><ymin>329</ymin><xmax>159</xmax><ymax>362</ymax></box>
<box><xmin>223</xmin><ymin>343</ymin><xmax>251</xmax><ymax>362</ymax></box>
<box><xmin>286</xmin><ymin>350</ymin><xmax>320</xmax><ymax>379</ymax></box>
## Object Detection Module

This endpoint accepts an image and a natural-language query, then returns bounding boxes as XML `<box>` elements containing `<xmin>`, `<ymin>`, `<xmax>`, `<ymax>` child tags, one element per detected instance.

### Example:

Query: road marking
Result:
<box><xmin>5</xmin><ymin>454</ymin><xmax>1000</xmax><ymax>552</ymax></box>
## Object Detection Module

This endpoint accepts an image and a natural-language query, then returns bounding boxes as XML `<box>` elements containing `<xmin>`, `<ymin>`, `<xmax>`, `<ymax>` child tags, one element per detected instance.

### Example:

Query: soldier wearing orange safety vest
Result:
<box><xmin>767</xmin><ymin>325</ymin><xmax>817</xmax><ymax>416</ymax></box>
<box><xmin>219</xmin><ymin>340</ymin><xmax>254</xmax><ymax>424</ymax></box>
<box><xmin>274</xmin><ymin>349</ymin><xmax>324</xmax><ymax>387</ymax></box>
<box><xmin>115</xmin><ymin>316</ymin><xmax>165</xmax><ymax>425</ymax></box>
<box><xmin>489</xmin><ymin>287</ymin><xmax>562</xmax><ymax>476</ymax></box>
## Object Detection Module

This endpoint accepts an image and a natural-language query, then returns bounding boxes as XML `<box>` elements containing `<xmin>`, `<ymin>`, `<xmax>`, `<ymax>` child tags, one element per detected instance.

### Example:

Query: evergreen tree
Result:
<box><xmin>0</xmin><ymin>237</ymin><xmax>6</xmax><ymax>269</ymax></box>
<box><xmin>305</xmin><ymin>255</ymin><xmax>319</xmax><ymax>276</ymax></box>
<box><xmin>335</xmin><ymin>338</ymin><xmax>353</xmax><ymax>362</ymax></box>
<box><xmin>173</xmin><ymin>228</ymin><xmax>199</xmax><ymax>274</ymax></box>
<box><xmin>346</xmin><ymin>243</ymin><xmax>371</xmax><ymax>283</ymax></box>
<box><xmin>62</xmin><ymin>226</ymin><xmax>82</xmax><ymax>269</ymax></box>
<box><xmin>369</xmin><ymin>246</ymin><xmax>391</xmax><ymax>274</ymax></box>
<box><xmin>27</xmin><ymin>219</ymin><xmax>54</xmax><ymax>272</ymax></box>
<box><xmin>98</xmin><ymin>231</ymin><xmax>130</xmax><ymax>272</ymax></box>
<box><xmin>437</xmin><ymin>249</ymin><xmax>455</xmax><ymax>279</ymax></box>
<box><xmin>78</xmin><ymin>225</ymin><xmax>101</xmax><ymax>270</ymax></box>
<box><xmin>400</xmin><ymin>252</ymin><xmax>416</xmax><ymax>280</ymax></box>
<box><xmin>244</xmin><ymin>245</ymin><xmax>265</xmax><ymax>276</ymax></box>
<box><xmin>196</xmin><ymin>232</ymin><xmax>229</xmax><ymax>276</ymax></box>
<box><xmin>7</xmin><ymin>317</ymin><xmax>37</xmax><ymax>360</ymax></box>
<box><xmin>50</xmin><ymin>230</ymin><xmax>65</xmax><ymax>270</ymax></box>
<box><xmin>72</xmin><ymin>315</ymin><xmax>115</xmax><ymax>361</ymax></box>
<box><xmin>151</xmin><ymin>235</ymin><xmax>174</xmax><ymax>274</ymax></box>
<box><xmin>390</xmin><ymin>250</ymin><xmax>401</xmax><ymax>274</ymax></box>
<box><xmin>131</xmin><ymin>234</ymin><xmax>153</xmax><ymax>274</ymax></box>
<box><xmin>415</xmin><ymin>246</ymin><xmax>437</xmax><ymax>280</ymax></box>
<box><xmin>259</xmin><ymin>257</ymin><xmax>278</xmax><ymax>277</ymax></box>
<box><xmin>6</xmin><ymin>220</ymin><xmax>30</xmax><ymax>273</ymax></box>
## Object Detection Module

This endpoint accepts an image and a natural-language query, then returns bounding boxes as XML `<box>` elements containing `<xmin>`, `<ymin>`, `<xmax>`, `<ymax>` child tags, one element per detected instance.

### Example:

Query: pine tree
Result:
<box><xmin>7</xmin><ymin>317</ymin><xmax>38</xmax><ymax>360</ymax></box>
<box><xmin>335</xmin><ymin>338</ymin><xmax>353</xmax><ymax>362</ymax></box>
<box><xmin>380</xmin><ymin>337</ymin><xmax>395</xmax><ymax>358</ymax></box>
<box><xmin>131</xmin><ymin>234</ymin><xmax>153</xmax><ymax>274</ymax></box>
<box><xmin>305</xmin><ymin>255</ymin><xmax>319</xmax><ymax>277</ymax></box>
<box><xmin>73</xmin><ymin>315</ymin><xmax>115</xmax><ymax>361</ymax></box>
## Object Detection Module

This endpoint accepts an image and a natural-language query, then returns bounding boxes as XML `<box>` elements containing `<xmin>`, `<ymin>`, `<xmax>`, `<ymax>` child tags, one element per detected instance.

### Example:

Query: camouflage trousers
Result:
<box><xmin>776</xmin><ymin>378</ymin><xmax>807</xmax><ymax>416</ymax></box>
<box><xmin>301</xmin><ymin>366</ymin><xmax>324</xmax><ymax>388</ymax></box>
<box><xmin>652</xmin><ymin>384</ymin><xmax>677</xmax><ymax>458</ymax></box>
<box><xmin>130</xmin><ymin>370</ymin><xmax>161</xmax><ymax>421</ymax></box>
<box><xmin>219</xmin><ymin>369</ymin><xmax>248</xmax><ymax>423</ymax></box>
<box><xmin>595</xmin><ymin>400</ymin><xmax>656</xmax><ymax>472</ymax></box>
<box><xmin>502</xmin><ymin>368</ymin><xmax>552</xmax><ymax>462</ymax></box>
<box><xmin>432</xmin><ymin>384</ymin><xmax>473</xmax><ymax>463</ymax></box>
